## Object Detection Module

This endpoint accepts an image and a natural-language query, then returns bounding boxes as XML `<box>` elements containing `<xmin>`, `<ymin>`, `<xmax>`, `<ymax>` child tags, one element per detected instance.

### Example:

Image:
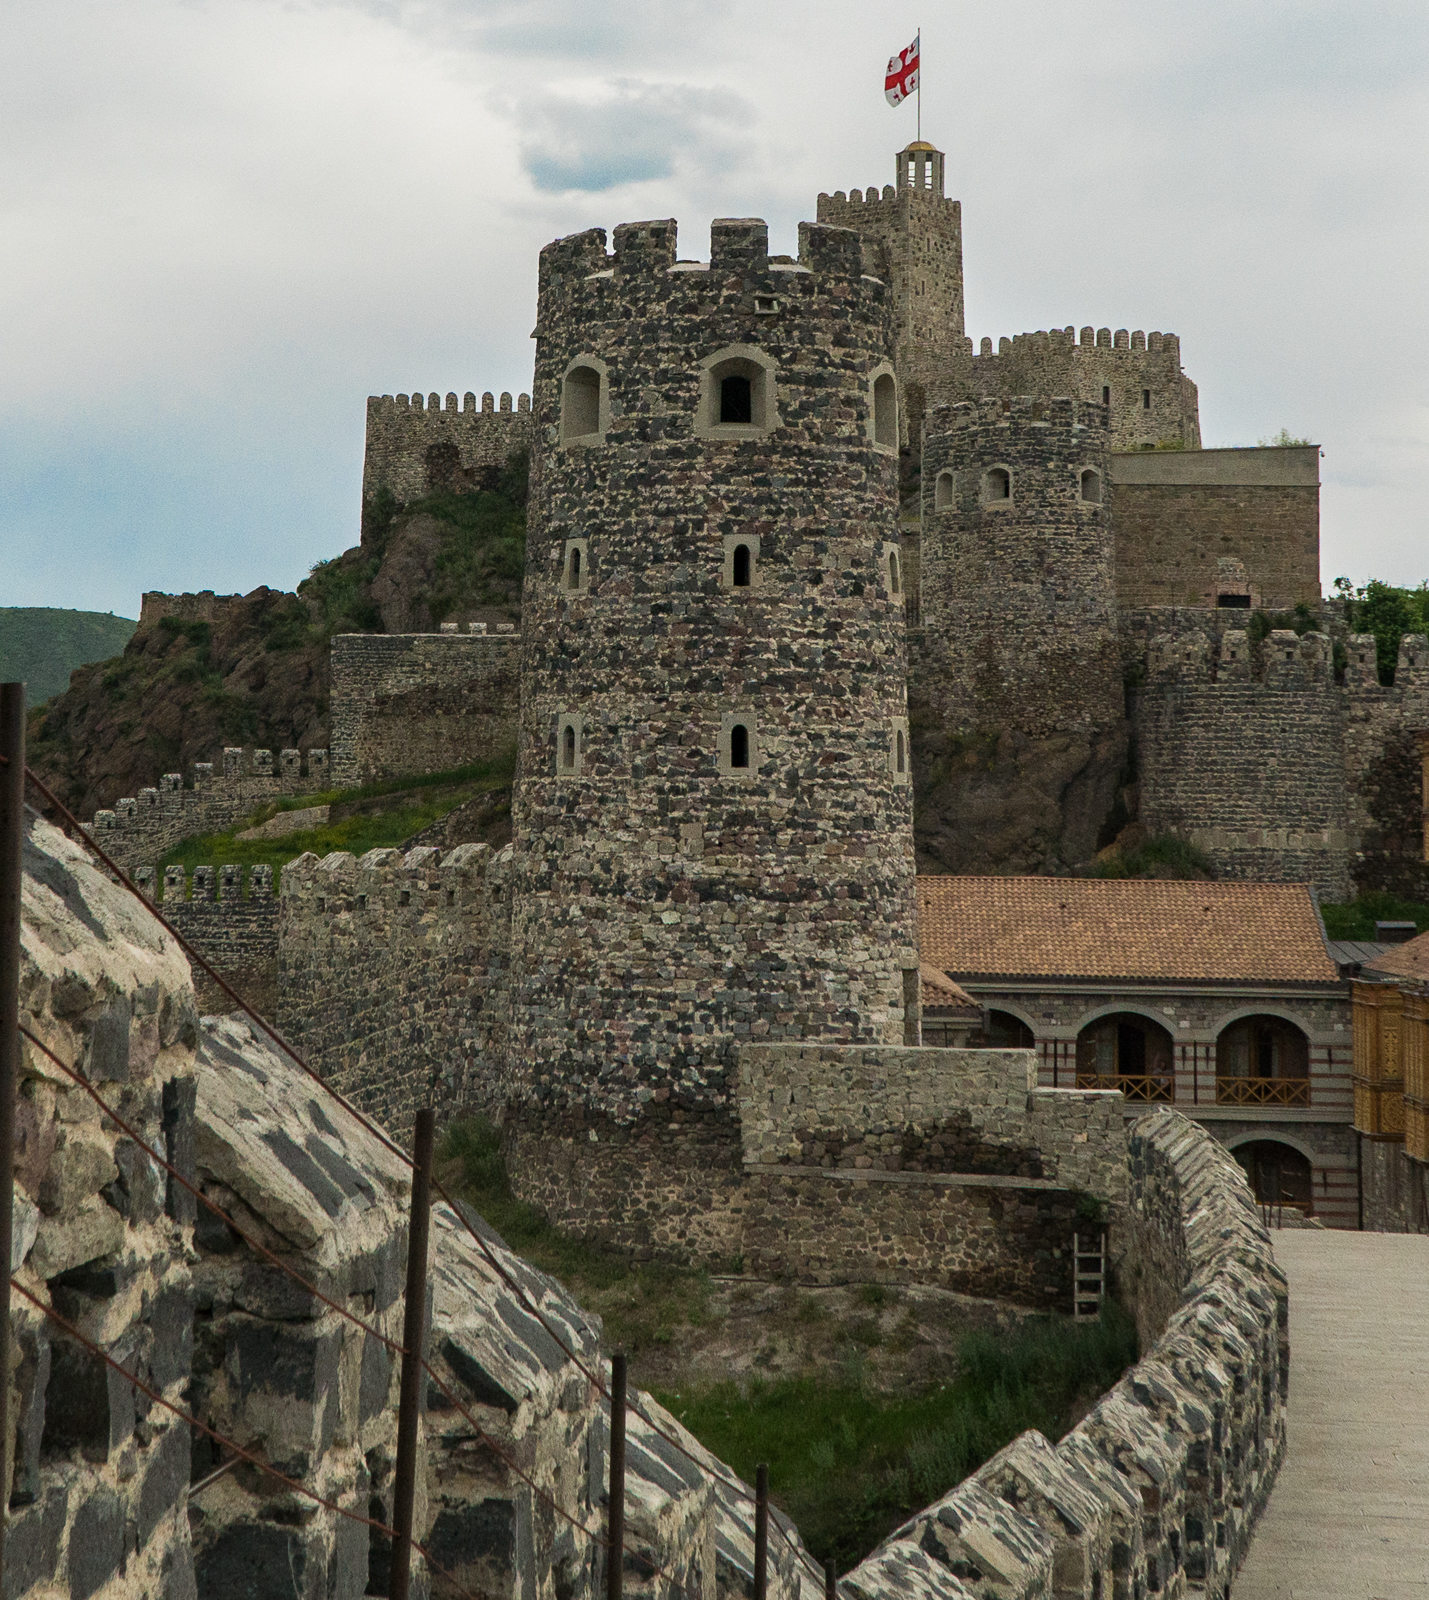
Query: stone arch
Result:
<box><xmin>560</xmin><ymin>356</ymin><xmax>609</xmax><ymax>445</ymax></box>
<box><xmin>1079</xmin><ymin>467</ymin><xmax>1103</xmax><ymax>504</ymax></box>
<box><xmin>1224</xmin><ymin>1135</ymin><xmax>1314</xmax><ymax>1210</ymax></box>
<box><xmin>870</xmin><ymin>364</ymin><xmax>898</xmax><ymax>452</ymax></box>
<box><xmin>698</xmin><ymin>345</ymin><xmax>779</xmax><ymax>439</ymax></box>
<box><xmin>1075</xmin><ymin>1008</ymin><xmax>1175</xmax><ymax>1101</ymax></box>
<box><xmin>981</xmin><ymin>465</ymin><xmax>1012</xmax><ymax>505</ymax></box>
<box><xmin>934</xmin><ymin>469</ymin><xmax>955</xmax><ymax>510</ymax></box>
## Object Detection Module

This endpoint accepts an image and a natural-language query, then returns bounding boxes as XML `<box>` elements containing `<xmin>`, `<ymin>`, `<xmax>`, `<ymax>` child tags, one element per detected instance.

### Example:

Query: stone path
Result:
<box><xmin>1237</xmin><ymin>1228</ymin><xmax>1429</xmax><ymax>1599</ymax></box>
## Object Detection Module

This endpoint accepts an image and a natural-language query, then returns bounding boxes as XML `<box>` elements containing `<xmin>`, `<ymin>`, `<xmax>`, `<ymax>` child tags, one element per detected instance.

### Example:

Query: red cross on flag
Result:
<box><xmin>885</xmin><ymin>33</ymin><xmax>920</xmax><ymax>106</ymax></box>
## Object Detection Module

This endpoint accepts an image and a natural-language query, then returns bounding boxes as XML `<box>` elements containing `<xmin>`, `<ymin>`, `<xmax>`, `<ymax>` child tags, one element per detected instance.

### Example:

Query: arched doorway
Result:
<box><xmin>1233</xmin><ymin>1139</ymin><xmax>1313</xmax><ymax>1212</ymax></box>
<box><xmin>1076</xmin><ymin>1012</ymin><xmax>1174</xmax><ymax>1102</ymax></box>
<box><xmin>973</xmin><ymin>1009</ymin><xmax>1035</xmax><ymax>1049</ymax></box>
<box><xmin>1216</xmin><ymin>1015</ymin><xmax>1310</xmax><ymax>1105</ymax></box>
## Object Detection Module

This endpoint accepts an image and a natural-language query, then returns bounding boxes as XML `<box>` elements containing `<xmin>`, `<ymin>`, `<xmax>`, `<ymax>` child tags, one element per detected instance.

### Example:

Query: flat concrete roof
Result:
<box><xmin>1109</xmin><ymin>444</ymin><xmax>1319</xmax><ymax>488</ymax></box>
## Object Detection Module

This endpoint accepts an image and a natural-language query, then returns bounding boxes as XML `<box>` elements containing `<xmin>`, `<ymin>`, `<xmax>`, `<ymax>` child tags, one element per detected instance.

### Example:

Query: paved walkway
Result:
<box><xmin>1237</xmin><ymin>1228</ymin><xmax>1429</xmax><ymax>1599</ymax></box>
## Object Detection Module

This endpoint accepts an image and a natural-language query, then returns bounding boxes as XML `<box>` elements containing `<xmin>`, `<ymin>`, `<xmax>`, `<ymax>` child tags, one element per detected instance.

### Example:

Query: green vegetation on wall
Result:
<box><xmin>0</xmin><ymin>607</ymin><xmax>136</xmax><ymax>704</ymax></box>
<box><xmin>1332</xmin><ymin>576</ymin><xmax>1429</xmax><ymax>685</ymax></box>
<box><xmin>1320</xmin><ymin>891</ymin><xmax>1429</xmax><ymax>942</ymax></box>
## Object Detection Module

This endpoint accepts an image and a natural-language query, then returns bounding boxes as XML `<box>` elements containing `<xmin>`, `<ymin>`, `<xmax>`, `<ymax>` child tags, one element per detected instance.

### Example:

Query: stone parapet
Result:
<box><xmin>363</xmin><ymin>388</ymin><xmax>533</xmax><ymax>505</ymax></box>
<box><xmin>842</xmin><ymin>1108</ymin><xmax>1288</xmax><ymax>1599</ymax></box>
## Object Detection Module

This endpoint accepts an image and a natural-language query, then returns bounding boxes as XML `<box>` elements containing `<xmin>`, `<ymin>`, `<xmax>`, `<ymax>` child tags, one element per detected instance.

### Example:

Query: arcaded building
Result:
<box><xmin>918</xmin><ymin>877</ymin><xmax>1359</xmax><ymax>1227</ymax></box>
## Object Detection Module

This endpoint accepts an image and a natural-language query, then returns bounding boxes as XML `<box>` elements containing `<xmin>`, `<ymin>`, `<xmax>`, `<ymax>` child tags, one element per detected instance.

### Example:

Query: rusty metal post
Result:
<box><xmin>753</xmin><ymin>1462</ymin><xmax>769</xmax><ymax>1600</ymax></box>
<box><xmin>390</xmin><ymin>1106</ymin><xmax>435</xmax><ymax>1600</ymax></box>
<box><xmin>824</xmin><ymin>1559</ymin><xmax>838</xmax><ymax>1600</ymax></box>
<box><xmin>607</xmin><ymin>1351</ymin><xmax>627</xmax><ymax>1600</ymax></box>
<box><xmin>0</xmin><ymin>682</ymin><xmax>25</xmax><ymax>1576</ymax></box>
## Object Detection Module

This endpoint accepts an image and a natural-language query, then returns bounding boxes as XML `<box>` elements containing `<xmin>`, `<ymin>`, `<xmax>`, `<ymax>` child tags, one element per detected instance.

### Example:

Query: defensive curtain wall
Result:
<box><xmin>11</xmin><ymin>812</ymin><xmax>1288</xmax><ymax>1599</ymax></box>
<box><xmin>1136</xmin><ymin>626</ymin><xmax>1429</xmax><ymax>900</ymax></box>
<box><xmin>328</xmin><ymin>627</ymin><xmax>520</xmax><ymax>788</ymax></box>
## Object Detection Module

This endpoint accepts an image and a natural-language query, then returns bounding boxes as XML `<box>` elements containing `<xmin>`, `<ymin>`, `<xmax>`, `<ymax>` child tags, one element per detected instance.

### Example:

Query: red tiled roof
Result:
<box><xmin>920</xmin><ymin>964</ymin><xmax>980</xmax><ymax>1014</ymax></box>
<box><xmin>917</xmin><ymin>876</ymin><xmax>1340</xmax><ymax>985</ymax></box>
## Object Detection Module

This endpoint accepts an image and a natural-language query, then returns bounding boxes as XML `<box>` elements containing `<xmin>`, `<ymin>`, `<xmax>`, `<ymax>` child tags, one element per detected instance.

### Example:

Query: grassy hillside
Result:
<box><xmin>0</xmin><ymin>607</ymin><xmax>136</xmax><ymax>705</ymax></box>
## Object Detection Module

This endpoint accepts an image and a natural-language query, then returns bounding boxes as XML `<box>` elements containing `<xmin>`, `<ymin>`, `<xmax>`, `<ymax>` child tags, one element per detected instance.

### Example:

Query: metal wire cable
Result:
<box><xmin>13</xmin><ymin>1023</ymin><xmax>657</xmax><ymax>1573</ymax></box>
<box><xmin>7</xmin><ymin>1279</ymin><xmax>485</xmax><ymax>1600</ymax></box>
<box><xmin>25</xmin><ymin>764</ymin><xmax>811</xmax><ymax>1572</ymax></box>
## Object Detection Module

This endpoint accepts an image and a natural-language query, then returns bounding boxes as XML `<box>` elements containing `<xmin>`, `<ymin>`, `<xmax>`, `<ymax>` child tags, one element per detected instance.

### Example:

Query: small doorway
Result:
<box><xmin>1233</xmin><ymin>1140</ymin><xmax>1313</xmax><ymax>1212</ymax></box>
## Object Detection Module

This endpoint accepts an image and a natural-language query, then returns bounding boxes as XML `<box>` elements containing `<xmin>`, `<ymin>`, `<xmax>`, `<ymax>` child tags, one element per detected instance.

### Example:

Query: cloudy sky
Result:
<box><xmin>5</xmin><ymin>0</ymin><xmax>1428</xmax><ymax>616</ymax></box>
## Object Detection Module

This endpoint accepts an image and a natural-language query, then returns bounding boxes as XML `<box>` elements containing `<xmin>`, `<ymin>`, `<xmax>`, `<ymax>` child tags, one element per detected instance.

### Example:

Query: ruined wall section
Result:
<box><xmin>276</xmin><ymin>843</ymin><xmax>514</xmax><ymax>1137</ymax></box>
<box><xmin>509</xmin><ymin>214</ymin><xmax>919</xmax><ymax>1127</ymax></box>
<box><xmin>133</xmin><ymin>863</ymin><xmax>279</xmax><ymax>1017</ymax></box>
<box><xmin>1341</xmin><ymin>632</ymin><xmax>1429</xmax><ymax>899</ymax></box>
<box><xmin>86</xmin><ymin>745</ymin><xmax>330</xmax><ymax>874</ymax></box>
<box><xmin>363</xmin><ymin>389</ymin><xmax>533</xmax><ymax>506</ymax></box>
<box><xmin>507</xmin><ymin>1044</ymin><xmax>1130</xmax><ymax>1310</ymax></box>
<box><xmin>1111</xmin><ymin>444</ymin><xmax>1320</xmax><ymax>610</ymax></box>
<box><xmin>10</xmin><ymin>815</ymin><xmax>200</xmax><ymax>1600</ymax></box>
<box><xmin>963</xmin><ymin>325</ymin><xmax>1200</xmax><ymax>451</ymax></box>
<box><xmin>844</xmin><ymin>1109</ymin><xmax>1288</xmax><ymax>1600</ymax></box>
<box><xmin>329</xmin><ymin>629</ymin><xmax>520</xmax><ymax>788</ymax></box>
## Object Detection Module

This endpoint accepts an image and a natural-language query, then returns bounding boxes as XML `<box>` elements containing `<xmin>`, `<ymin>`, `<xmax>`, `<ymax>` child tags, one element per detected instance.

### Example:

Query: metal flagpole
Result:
<box><xmin>917</xmin><ymin>26</ymin><xmax>922</xmax><ymax>142</ymax></box>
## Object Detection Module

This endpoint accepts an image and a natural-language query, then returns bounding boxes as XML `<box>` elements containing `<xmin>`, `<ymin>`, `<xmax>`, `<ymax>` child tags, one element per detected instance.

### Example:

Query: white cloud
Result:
<box><xmin>2</xmin><ymin>0</ymin><xmax>1428</xmax><ymax>610</ymax></box>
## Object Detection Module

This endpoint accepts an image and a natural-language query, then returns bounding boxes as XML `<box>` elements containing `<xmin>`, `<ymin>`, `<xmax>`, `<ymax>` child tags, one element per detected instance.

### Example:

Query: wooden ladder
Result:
<box><xmin>1073</xmin><ymin>1228</ymin><xmax>1106</xmax><ymax>1321</ymax></box>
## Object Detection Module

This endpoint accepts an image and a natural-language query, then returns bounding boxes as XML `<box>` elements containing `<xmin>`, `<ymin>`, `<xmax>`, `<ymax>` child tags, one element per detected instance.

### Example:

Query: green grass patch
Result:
<box><xmin>1320</xmin><ymin>891</ymin><xmax>1429</xmax><ymax>941</ymax></box>
<box><xmin>655</xmin><ymin>1306</ymin><xmax>1137</xmax><ymax>1570</ymax></box>
<box><xmin>436</xmin><ymin>1116</ymin><xmax>714</xmax><ymax>1354</ymax></box>
<box><xmin>438</xmin><ymin>1116</ymin><xmax>1137</xmax><ymax>1570</ymax></box>
<box><xmin>158</xmin><ymin>753</ymin><xmax>515</xmax><ymax>887</ymax></box>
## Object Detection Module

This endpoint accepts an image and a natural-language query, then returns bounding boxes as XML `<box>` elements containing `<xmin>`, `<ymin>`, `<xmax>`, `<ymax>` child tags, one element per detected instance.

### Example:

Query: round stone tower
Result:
<box><xmin>914</xmin><ymin>396</ymin><xmax>1126</xmax><ymax>867</ymax></box>
<box><xmin>507</xmin><ymin>214</ymin><xmax>920</xmax><ymax>1127</ymax></box>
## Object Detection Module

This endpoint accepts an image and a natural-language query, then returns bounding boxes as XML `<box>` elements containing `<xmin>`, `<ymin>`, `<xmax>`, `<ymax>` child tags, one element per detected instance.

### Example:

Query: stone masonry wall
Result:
<box><xmin>507</xmin><ymin>1044</ymin><xmax>1129</xmax><ymax>1312</ymax></box>
<box><xmin>10</xmin><ymin>814</ymin><xmax>201</xmax><ymax>1600</ymax></box>
<box><xmin>277</xmin><ymin>843</ymin><xmax>514</xmax><ymax>1140</ymax></box>
<box><xmin>144</xmin><ymin>865</ymin><xmax>279</xmax><ymax>1018</ymax></box>
<box><xmin>85</xmin><ymin>744</ymin><xmax>329</xmax><ymax>875</ymax></box>
<box><xmin>328</xmin><ymin>630</ymin><xmax>520</xmax><ymax>788</ymax></box>
<box><xmin>843</xmin><ymin>1109</ymin><xmax>1289</xmax><ymax>1600</ymax></box>
<box><xmin>1111</xmin><ymin>448</ymin><xmax>1320</xmax><ymax>611</ymax></box>
<box><xmin>510</xmin><ymin>214</ymin><xmax>919</xmax><ymax>1127</ymax></box>
<box><xmin>363</xmin><ymin>390</ymin><xmax>533</xmax><ymax>506</ymax></box>
<box><xmin>962</xmin><ymin>325</ymin><xmax>1201</xmax><ymax>451</ymax></box>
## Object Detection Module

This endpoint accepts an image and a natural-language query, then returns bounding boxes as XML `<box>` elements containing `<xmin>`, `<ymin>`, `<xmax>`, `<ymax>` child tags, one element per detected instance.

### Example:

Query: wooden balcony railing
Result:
<box><xmin>1075</xmin><ymin>1072</ymin><xmax>1174</xmax><ymax>1103</ymax></box>
<box><xmin>1216</xmin><ymin>1076</ymin><xmax>1311</xmax><ymax>1107</ymax></box>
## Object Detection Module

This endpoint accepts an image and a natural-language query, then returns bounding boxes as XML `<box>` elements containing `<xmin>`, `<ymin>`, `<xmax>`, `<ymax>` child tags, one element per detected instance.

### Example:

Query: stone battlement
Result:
<box><xmin>368</xmin><ymin>389</ymin><xmax>530</xmax><ymax>416</ymax></box>
<box><xmin>539</xmin><ymin>215</ymin><xmax>875</xmax><ymax>299</ymax></box>
<box><xmin>86</xmin><ymin>746</ymin><xmax>329</xmax><ymax>873</ymax></box>
<box><xmin>1146</xmin><ymin>627</ymin><xmax>1429</xmax><ymax>688</ymax></box>
<box><xmin>362</xmin><ymin>387</ymin><xmax>533</xmax><ymax>505</ymax></box>
<box><xmin>975</xmin><ymin>325</ymin><xmax>1182</xmax><ymax>358</ymax></box>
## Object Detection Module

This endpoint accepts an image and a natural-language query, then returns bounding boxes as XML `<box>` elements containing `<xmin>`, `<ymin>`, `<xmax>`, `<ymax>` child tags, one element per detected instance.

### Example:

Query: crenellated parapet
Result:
<box><xmin>277</xmin><ymin>843</ymin><xmax>516</xmax><ymax>1135</ymax></box>
<box><xmin>85</xmin><ymin>746</ymin><xmax>329</xmax><ymax>874</ymax></box>
<box><xmin>965</xmin><ymin>322</ymin><xmax>1200</xmax><ymax>452</ymax></box>
<box><xmin>362</xmin><ymin>387</ymin><xmax>534</xmax><ymax>506</ymax></box>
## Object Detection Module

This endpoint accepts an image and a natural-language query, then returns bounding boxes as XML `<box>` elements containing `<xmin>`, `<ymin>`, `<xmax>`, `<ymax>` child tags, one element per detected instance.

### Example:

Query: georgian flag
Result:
<box><xmin>885</xmin><ymin>33</ymin><xmax>919</xmax><ymax>105</ymax></box>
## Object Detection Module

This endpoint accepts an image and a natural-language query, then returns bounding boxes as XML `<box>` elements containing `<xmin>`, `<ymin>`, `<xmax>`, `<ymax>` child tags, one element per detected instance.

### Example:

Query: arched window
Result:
<box><xmin>561</xmin><ymin>724</ymin><xmax>577</xmax><ymax>770</ymax></box>
<box><xmin>732</xmin><ymin>542</ymin><xmax>752</xmax><ymax>587</ymax></box>
<box><xmin>982</xmin><ymin>467</ymin><xmax>1011</xmax><ymax>503</ymax></box>
<box><xmin>568</xmin><ymin>546</ymin><xmax>582</xmax><ymax>586</ymax></box>
<box><xmin>562</xmin><ymin>538</ymin><xmax>589</xmax><ymax>592</ymax></box>
<box><xmin>1079</xmin><ymin>469</ymin><xmax>1102</xmax><ymax>504</ymax></box>
<box><xmin>872</xmin><ymin>371</ymin><xmax>898</xmax><ymax>450</ymax></box>
<box><xmin>700</xmin><ymin>348</ymin><xmax>776</xmax><ymax>437</ymax></box>
<box><xmin>1076</xmin><ymin>1012</ymin><xmax>1174</xmax><ymax>1101</ymax></box>
<box><xmin>1216</xmin><ymin>1016</ymin><xmax>1310</xmax><ymax>1105</ymax></box>
<box><xmin>888</xmin><ymin>551</ymin><xmax>901</xmax><ymax>595</ymax></box>
<box><xmin>557</xmin><ymin>714</ymin><xmax>584</xmax><ymax>776</ymax></box>
<box><xmin>889</xmin><ymin>717</ymin><xmax>911</xmax><ymax>784</ymax></box>
<box><xmin>895</xmin><ymin>728</ymin><xmax>907</xmax><ymax>774</ymax></box>
<box><xmin>934</xmin><ymin>470</ymin><xmax>954</xmax><ymax>510</ymax></box>
<box><xmin>729</xmin><ymin>723</ymin><xmax>749</xmax><ymax>769</ymax></box>
<box><xmin>561</xmin><ymin>363</ymin><xmax>604</xmax><ymax>442</ymax></box>
<box><xmin>720</xmin><ymin>374</ymin><xmax>753</xmax><ymax>424</ymax></box>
